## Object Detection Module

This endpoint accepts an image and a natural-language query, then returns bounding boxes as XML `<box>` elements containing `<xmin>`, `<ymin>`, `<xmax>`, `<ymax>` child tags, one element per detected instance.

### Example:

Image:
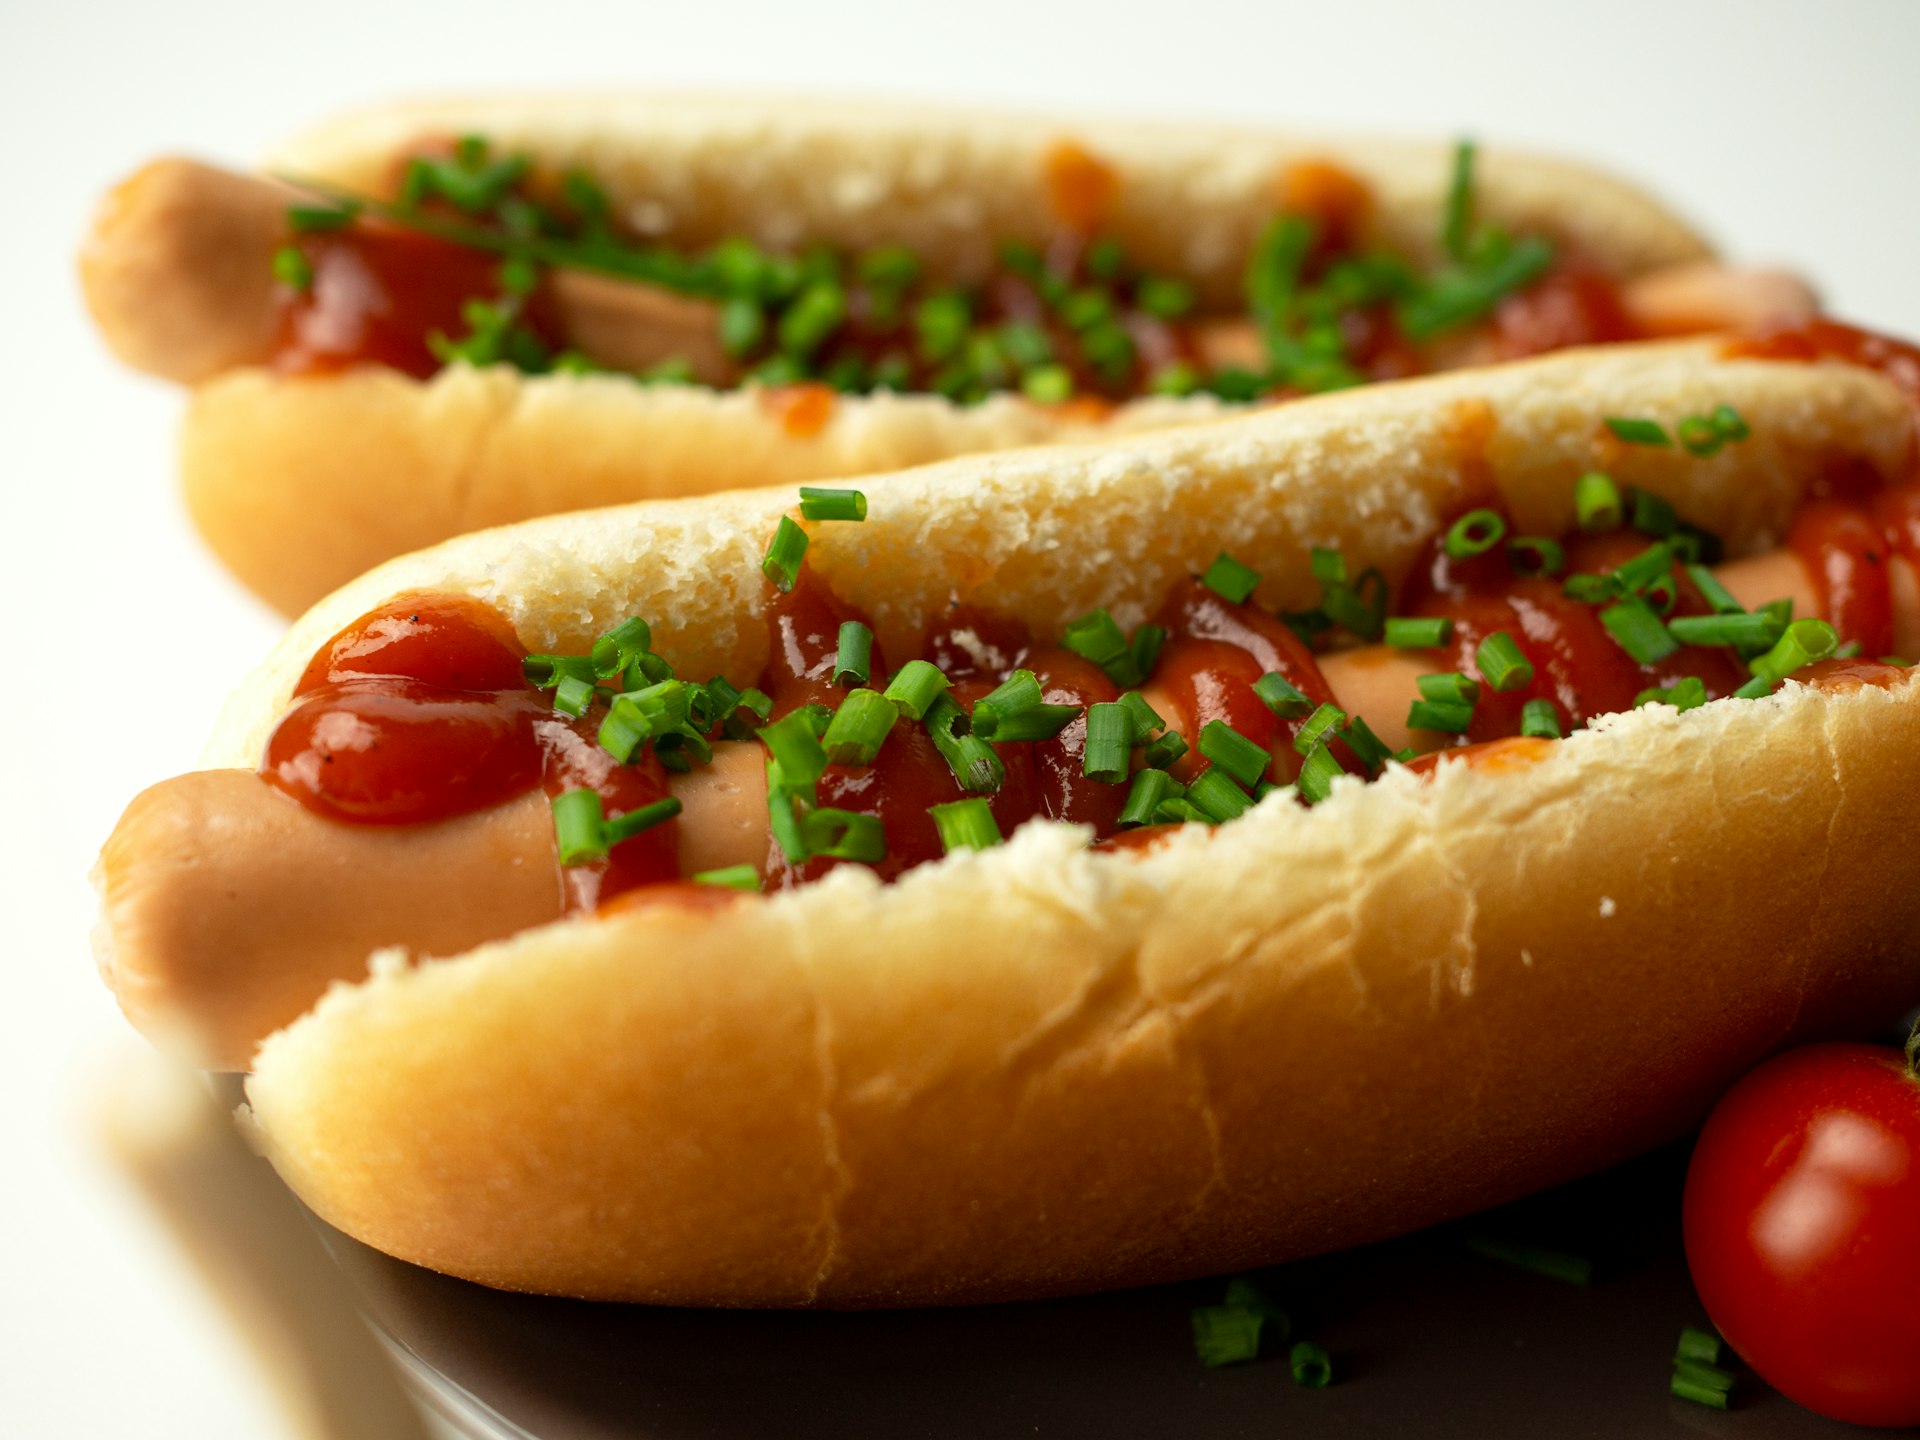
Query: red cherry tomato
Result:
<box><xmin>1682</xmin><ymin>1041</ymin><xmax>1920</xmax><ymax>1428</ymax></box>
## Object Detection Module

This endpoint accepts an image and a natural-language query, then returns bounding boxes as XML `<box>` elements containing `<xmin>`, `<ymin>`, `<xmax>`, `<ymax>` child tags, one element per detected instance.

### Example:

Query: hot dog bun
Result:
<box><xmin>87</xmin><ymin>95</ymin><xmax>1738</xmax><ymax>615</ymax></box>
<box><xmin>97</xmin><ymin>339</ymin><xmax>1917</xmax><ymax>1305</ymax></box>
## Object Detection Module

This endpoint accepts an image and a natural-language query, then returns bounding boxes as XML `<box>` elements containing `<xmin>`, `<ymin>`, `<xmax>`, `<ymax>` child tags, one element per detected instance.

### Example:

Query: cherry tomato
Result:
<box><xmin>1682</xmin><ymin>1041</ymin><xmax>1920</xmax><ymax>1427</ymax></box>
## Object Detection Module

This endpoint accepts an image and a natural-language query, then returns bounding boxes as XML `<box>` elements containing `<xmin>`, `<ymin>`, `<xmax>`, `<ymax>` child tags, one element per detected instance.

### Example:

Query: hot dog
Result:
<box><xmin>80</xmin><ymin>95</ymin><xmax>1816</xmax><ymax>615</ymax></box>
<box><xmin>95</xmin><ymin>334</ymin><xmax>1920</xmax><ymax>1305</ymax></box>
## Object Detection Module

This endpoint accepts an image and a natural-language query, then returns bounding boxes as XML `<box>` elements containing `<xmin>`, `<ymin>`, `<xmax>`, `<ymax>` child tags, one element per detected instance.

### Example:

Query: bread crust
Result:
<box><xmin>203</xmin><ymin>343</ymin><xmax>1920</xmax><ymax>1305</ymax></box>
<box><xmin>173</xmin><ymin>94</ymin><xmax>1718</xmax><ymax>613</ymax></box>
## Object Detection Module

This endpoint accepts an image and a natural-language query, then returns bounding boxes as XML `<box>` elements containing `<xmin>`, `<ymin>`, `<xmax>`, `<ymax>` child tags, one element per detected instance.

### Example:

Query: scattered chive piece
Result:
<box><xmin>552</xmin><ymin>674</ymin><xmax>599</xmax><ymax>718</ymax></box>
<box><xmin>986</xmin><ymin>703</ymin><xmax>1081</xmax><ymax>743</ymax></box>
<box><xmin>820</xmin><ymin>689</ymin><xmax>898</xmax><ymax>766</ymax></box>
<box><xmin>286</xmin><ymin>200</ymin><xmax>359</xmax><ymax>232</ymax></box>
<box><xmin>969</xmin><ymin>670</ymin><xmax>1043</xmax><ymax>740</ymax></box>
<box><xmin>1310</xmin><ymin>547</ymin><xmax>1347</xmax><ymax>585</ymax></box>
<box><xmin>1187</xmin><ymin>767</ymin><xmax>1253</xmax><ymax>823</ymax></box>
<box><xmin>1408</xmin><ymin>698</ymin><xmax>1475</xmax><ymax>734</ymax></box>
<box><xmin>761</xmin><ymin>515</ymin><xmax>810</xmax><ymax>593</ymax></box>
<box><xmin>924</xmin><ymin>694</ymin><xmax>1006</xmax><ymax>793</ymax></box>
<box><xmin>1685</xmin><ymin>563</ymin><xmax>1744</xmax><ymax>616</ymax></box>
<box><xmin>1155</xmin><ymin>797</ymin><xmax>1209</xmax><ymax>825</ymax></box>
<box><xmin>1143</xmin><ymin>731</ymin><xmax>1190</xmax><ymax>770</ymax></box>
<box><xmin>1021</xmin><ymin>365</ymin><xmax>1074</xmax><ymax>403</ymax></box>
<box><xmin>1605</xmin><ymin>416</ymin><xmax>1672</xmax><ymax>447</ymax></box>
<box><xmin>1192</xmin><ymin>1307</ymin><xmax>1264</xmax><ymax>1368</ymax></box>
<box><xmin>1126</xmin><ymin>624</ymin><xmax>1168</xmax><ymax>685</ymax></box>
<box><xmin>591</xmin><ymin>616</ymin><xmax>653</xmax><ymax>678</ymax></box>
<box><xmin>1612</xmin><ymin>541</ymin><xmax>1674</xmax><ymax>595</ymax></box>
<box><xmin>1293</xmin><ymin>702</ymin><xmax>1348</xmax><ymax>756</ymax></box>
<box><xmin>1464</xmin><ymin>1235</ymin><xmax>1594</xmax><ymax>1285</ymax></box>
<box><xmin>1599</xmin><ymin>596</ymin><xmax>1680</xmax><ymax>665</ymax></box>
<box><xmin>1475</xmin><ymin>631</ymin><xmax>1535</xmax><ymax>693</ymax></box>
<box><xmin>1563</xmin><ymin>572</ymin><xmax>1622</xmax><ymax>604</ymax></box>
<box><xmin>1712</xmin><ymin>403</ymin><xmax>1750</xmax><ymax>441</ymax></box>
<box><xmin>1575</xmin><ymin>471</ymin><xmax>1625</xmax><ymax>532</ymax></box>
<box><xmin>1441</xmin><ymin>138</ymin><xmax>1476</xmax><ymax>263</ymax></box>
<box><xmin>1677</xmin><ymin>414</ymin><xmax>1723</xmax><ymax>457</ymax></box>
<box><xmin>598</xmin><ymin>681</ymin><xmax>692</xmax><ymax>763</ymax></box>
<box><xmin>1083</xmin><ymin>702</ymin><xmax>1132</xmax><ymax>784</ymax></box>
<box><xmin>802</xmin><ymin>808</ymin><xmax>887</xmax><ymax>863</ymax></box>
<box><xmin>523</xmin><ymin>653</ymin><xmax>598</xmax><ymax>689</ymax></box>
<box><xmin>1418</xmin><ymin>671</ymin><xmax>1480</xmax><ymax>705</ymax></box>
<box><xmin>1746</xmin><ymin>617</ymin><xmax>1839</xmax><ymax>687</ymax></box>
<box><xmin>1507</xmin><ymin>536</ymin><xmax>1566</xmax><ymax>578</ymax></box>
<box><xmin>798</xmin><ymin>486</ymin><xmax>867</xmax><ymax>522</ymax></box>
<box><xmin>1519</xmin><ymin>699</ymin><xmax>1562</xmax><ymax>738</ymax></box>
<box><xmin>930</xmin><ymin>797</ymin><xmax>1002</xmax><ymax>852</ymax></box>
<box><xmin>1445</xmin><ymin>509</ymin><xmax>1507</xmax><ymax>560</ymax></box>
<box><xmin>1670</xmin><ymin>1375</ymin><xmax>1730</xmax><ymax>1409</ymax></box>
<box><xmin>1670</xmin><ymin>1360</ymin><xmax>1735</xmax><ymax>1409</ymax></box>
<box><xmin>1631</xmin><ymin>489</ymin><xmax>1679</xmax><ymax>537</ymax></box>
<box><xmin>1674</xmin><ymin>1326</ymin><xmax>1724</xmax><ymax>1367</ymax></box>
<box><xmin>1201</xmin><ymin>552</ymin><xmax>1262</xmax><ymax>604</ymax></box>
<box><xmin>1062</xmin><ymin>608</ymin><xmax>1130</xmax><ymax>672</ymax></box>
<box><xmin>1341</xmin><ymin>716</ymin><xmax>1393</xmax><ymax>774</ymax></box>
<box><xmin>271</xmin><ymin>245</ymin><xmax>313</xmax><ymax>290</ymax></box>
<box><xmin>1117</xmin><ymin>690</ymin><xmax>1165</xmax><ymax>742</ymax></box>
<box><xmin>1199</xmin><ymin>720</ymin><xmax>1270</xmax><ymax>789</ymax></box>
<box><xmin>1667</xmin><ymin>612</ymin><xmax>1784</xmax><ymax>649</ymax></box>
<box><xmin>606</xmin><ymin>796</ymin><xmax>682</xmax><ymax>845</ymax></box>
<box><xmin>1289</xmin><ymin>1341</ymin><xmax>1333</xmax><ymax>1389</ymax></box>
<box><xmin>1295</xmin><ymin>744</ymin><xmax>1343</xmax><ymax>804</ymax></box>
<box><xmin>1323</xmin><ymin>568</ymin><xmax>1388</xmax><ymax>641</ymax></box>
<box><xmin>1253</xmin><ymin>671</ymin><xmax>1315</xmax><ymax>718</ymax></box>
<box><xmin>552</xmin><ymin>789</ymin><xmax>608</xmax><ymax>865</ymax></box>
<box><xmin>882</xmin><ymin>659</ymin><xmax>950</xmax><ymax>719</ymax></box>
<box><xmin>758</xmin><ymin>709</ymin><xmax>828</xmax><ymax>791</ymax></box>
<box><xmin>693</xmin><ymin>864</ymin><xmax>760</xmax><ymax>890</ymax></box>
<box><xmin>1222</xmin><ymin>1277</ymin><xmax>1291</xmax><ymax>1339</ymax></box>
<box><xmin>1666</xmin><ymin>676</ymin><xmax>1709</xmax><ymax>711</ymax></box>
<box><xmin>1119</xmin><ymin>769</ymin><xmax>1180</xmax><ymax>826</ymax></box>
<box><xmin>1384</xmin><ymin>615</ymin><xmax>1455</xmax><ymax>649</ymax></box>
<box><xmin>1643</xmin><ymin>573</ymin><xmax>1680</xmax><ymax>619</ymax></box>
<box><xmin>833</xmin><ymin>621</ymin><xmax>873</xmax><ymax>687</ymax></box>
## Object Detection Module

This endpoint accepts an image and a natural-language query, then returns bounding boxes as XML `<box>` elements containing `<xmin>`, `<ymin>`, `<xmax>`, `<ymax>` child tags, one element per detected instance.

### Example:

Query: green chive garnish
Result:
<box><xmin>830</xmin><ymin>621</ymin><xmax>873</xmax><ymax>687</ymax></box>
<box><xmin>552</xmin><ymin>674</ymin><xmax>598</xmax><ymax>718</ymax></box>
<box><xmin>970</xmin><ymin>671</ymin><xmax>1043</xmax><ymax>739</ymax></box>
<box><xmin>930</xmin><ymin>797</ymin><xmax>1002</xmax><ymax>853</ymax></box>
<box><xmin>1082</xmin><ymin>702</ymin><xmax>1132</xmax><ymax>783</ymax></box>
<box><xmin>761</xmin><ymin>515</ymin><xmax>809</xmax><ymax>593</ymax></box>
<box><xmin>1021</xmin><ymin>365</ymin><xmax>1074</xmax><ymax>403</ymax></box>
<box><xmin>552</xmin><ymin>788</ymin><xmax>608</xmax><ymax>865</ymax></box>
<box><xmin>718</xmin><ymin>296</ymin><xmax>766</xmax><ymax>357</ymax></box>
<box><xmin>1666</xmin><ymin>612</ymin><xmax>1784</xmax><ymax>649</ymax></box>
<box><xmin>798</xmin><ymin>487</ymin><xmax>867</xmax><ymax>522</ymax></box>
<box><xmin>1253</xmin><ymin>671</ymin><xmax>1315</xmax><ymax>718</ymax></box>
<box><xmin>1677</xmin><ymin>414</ymin><xmax>1723</xmax><ymax>457</ymax></box>
<box><xmin>1519</xmin><ymin>699</ymin><xmax>1562</xmax><ymax>738</ymax></box>
<box><xmin>1742</xmin><ymin>617</ymin><xmax>1839</xmax><ymax>692</ymax></box>
<box><xmin>1137</xmin><ymin>275</ymin><xmax>1195</xmax><ymax>319</ymax></box>
<box><xmin>1408</xmin><ymin>698</ymin><xmax>1475</xmax><ymax>734</ymax></box>
<box><xmin>1187</xmin><ymin>766</ymin><xmax>1253</xmax><ymax>822</ymax></box>
<box><xmin>820</xmin><ymin>689</ymin><xmax>898</xmax><ymax>766</ymax></box>
<box><xmin>1116</xmin><ymin>690</ymin><xmax>1164</xmax><ymax>742</ymax></box>
<box><xmin>802</xmin><ymin>808</ymin><xmax>886</xmax><ymax>863</ymax></box>
<box><xmin>758</xmin><ymin>709</ymin><xmax>828</xmax><ymax>790</ymax></box>
<box><xmin>1674</xmin><ymin>1326</ymin><xmax>1724</xmax><ymax>1366</ymax></box>
<box><xmin>523</xmin><ymin>653</ymin><xmax>598</xmax><ymax>689</ymax></box>
<box><xmin>1289</xmin><ymin>1341</ymin><xmax>1333</xmax><ymax>1389</ymax></box>
<box><xmin>1062</xmin><ymin>608</ymin><xmax>1129</xmax><ymax>672</ymax></box>
<box><xmin>1507</xmin><ymin>536</ymin><xmax>1566</xmax><ymax>577</ymax></box>
<box><xmin>590</xmin><ymin>616</ymin><xmax>653</xmax><ymax>678</ymax></box>
<box><xmin>1143</xmin><ymin>731</ymin><xmax>1189</xmax><ymax>770</ymax></box>
<box><xmin>1199</xmin><ymin>721</ymin><xmax>1270</xmax><ymax>789</ymax></box>
<box><xmin>1445</xmin><ymin>509</ymin><xmax>1507</xmax><ymax>559</ymax></box>
<box><xmin>1575</xmin><ymin>471</ymin><xmax>1625</xmax><ymax>532</ymax></box>
<box><xmin>271</xmin><ymin>245</ymin><xmax>313</xmax><ymax>291</ymax></box>
<box><xmin>1201</xmin><ymin>552</ymin><xmax>1262</xmax><ymax>604</ymax></box>
<box><xmin>924</xmin><ymin>694</ymin><xmax>1005</xmax><ymax>793</ymax></box>
<box><xmin>1605</xmin><ymin>416</ymin><xmax>1672</xmax><ymax>447</ymax></box>
<box><xmin>286</xmin><ymin>200</ymin><xmax>359</xmax><ymax>232</ymax></box>
<box><xmin>1341</xmin><ymin>716</ymin><xmax>1394</xmax><ymax>774</ymax></box>
<box><xmin>777</xmin><ymin>280</ymin><xmax>847</xmax><ymax>358</ymax></box>
<box><xmin>1418</xmin><ymin>672</ymin><xmax>1481</xmax><ymax>705</ymax></box>
<box><xmin>606</xmin><ymin>796</ymin><xmax>682</xmax><ymax>845</ymax></box>
<box><xmin>1119</xmin><ymin>769</ymin><xmax>1180</xmax><ymax>826</ymax></box>
<box><xmin>1442</xmin><ymin>139</ymin><xmax>1476</xmax><ymax>263</ymax></box>
<box><xmin>1192</xmin><ymin>1306</ymin><xmax>1264</xmax><ymax>1368</ymax></box>
<box><xmin>1295</xmin><ymin>744</ymin><xmax>1343</xmax><ymax>805</ymax></box>
<box><xmin>1599</xmin><ymin>596</ymin><xmax>1680</xmax><ymax>664</ymax></box>
<box><xmin>1293</xmin><ymin>702</ymin><xmax>1347</xmax><ymax>756</ymax></box>
<box><xmin>693</xmin><ymin>865</ymin><xmax>759</xmax><ymax>890</ymax></box>
<box><xmin>1385</xmin><ymin>616</ymin><xmax>1454</xmax><ymax>649</ymax></box>
<box><xmin>1631</xmin><ymin>489</ymin><xmax>1678</xmax><ymax>537</ymax></box>
<box><xmin>882</xmin><ymin>659</ymin><xmax>950</xmax><ymax>720</ymax></box>
<box><xmin>1712</xmin><ymin>404</ymin><xmax>1750</xmax><ymax>441</ymax></box>
<box><xmin>1475</xmin><ymin>631</ymin><xmax>1534</xmax><ymax>693</ymax></box>
<box><xmin>1464</xmin><ymin>1234</ymin><xmax>1594</xmax><ymax>1285</ymax></box>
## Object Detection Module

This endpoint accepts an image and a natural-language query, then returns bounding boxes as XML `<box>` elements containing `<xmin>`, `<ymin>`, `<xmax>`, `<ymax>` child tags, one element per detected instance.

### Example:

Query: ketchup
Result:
<box><xmin>1727</xmin><ymin>320</ymin><xmax>1920</xmax><ymax>409</ymax></box>
<box><xmin>1490</xmin><ymin>269</ymin><xmax>1641</xmax><ymax>361</ymax></box>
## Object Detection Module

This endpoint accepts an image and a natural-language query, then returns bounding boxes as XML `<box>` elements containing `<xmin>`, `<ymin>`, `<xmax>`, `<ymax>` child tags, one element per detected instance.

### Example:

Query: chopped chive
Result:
<box><xmin>1464</xmin><ymin>1235</ymin><xmax>1594</xmax><ymax>1285</ymax></box>
<box><xmin>1674</xmin><ymin>1326</ymin><xmax>1724</xmax><ymax>1367</ymax></box>
<box><xmin>1323</xmin><ymin>569</ymin><xmax>1388</xmax><ymax>641</ymax></box>
<box><xmin>765</xmin><ymin>785</ymin><xmax>809</xmax><ymax>865</ymax></box>
<box><xmin>1199</xmin><ymin>720</ymin><xmax>1270</xmax><ymax>789</ymax></box>
<box><xmin>1293</xmin><ymin>702</ymin><xmax>1348</xmax><ymax>756</ymax></box>
<box><xmin>1295</xmin><ymin>744</ymin><xmax>1343</xmax><ymax>804</ymax></box>
<box><xmin>1605</xmin><ymin>416</ymin><xmax>1672</xmax><ymax>447</ymax></box>
<box><xmin>1289</xmin><ymin>1341</ymin><xmax>1333</xmax><ymax>1389</ymax></box>
<box><xmin>1253</xmin><ymin>671</ymin><xmax>1315</xmax><ymax>718</ymax></box>
<box><xmin>1673</xmin><ymin>1358</ymin><xmax>1735</xmax><ymax>1394</ymax></box>
<box><xmin>1712</xmin><ymin>403</ymin><xmax>1750</xmax><ymax>441</ymax></box>
<box><xmin>552</xmin><ymin>674</ymin><xmax>599</xmax><ymax>718</ymax></box>
<box><xmin>1143</xmin><ymin>731</ymin><xmax>1190</xmax><ymax>770</ymax></box>
<box><xmin>1408</xmin><ymin>698</ymin><xmax>1475</xmax><ymax>734</ymax></box>
<box><xmin>820</xmin><ymin>689</ymin><xmax>898</xmax><ymax>766</ymax></box>
<box><xmin>271</xmin><ymin>245</ymin><xmax>313</xmax><ymax>290</ymax></box>
<box><xmin>1669</xmin><ymin>1374</ymin><xmax>1730</xmax><ymax>1410</ymax></box>
<box><xmin>1442</xmin><ymin>139</ymin><xmax>1476</xmax><ymax>262</ymax></box>
<box><xmin>606</xmin><ymin>796</ymin><xmax>682</xmax><ymax>845</ymax></box>
<box><xmin>591</xmin><ymin>616</ymin><xmax>654</xmax><ymax>678</ymax></box>
<box><xmin>1116</xmin><ymin>690</ymin><xmax>1164</xmax><ymax>742</ymax></box>
<box><xmin>1021</xmin><ymin>365</ymin><xmax>1074</xmax><ymax>403</ymax></box>
<box><xmin>1154</xmin><ymin>797</ymin><xmax>1209</xmax><ymax>825</ymax></box>
<box><xmin>1666</xmin><ymin>612</ymin><xmax>1783</xmax><ymax>649</ymax></box>
<box><xmin>882</xmin><ymin>659</ymin><xmax>950</xmax><ymax>719</ymax></box>
<box><xmin>286</xmin><ymin>200</ymin><xmax>359</xmax><ymax>232</ymax></box>
<box><xmin>1520</xmin><ymin>699</ymin><xmax>1562</xmax><ymax>738</ymax></box>
<box><xmin>833</xmin><ymin>621</ymin><xmax>873</xmax><ymax>687</ymax></box>
<box><xmin>598</xmin><ymin>681</ymin><xmax>692</xmax><ymax>763</ymax></box>
<box><xmin>1201</xmin><ymin>552</ymin><xmax>1262</xmax><ymax>604</ymax></box>
<box><xmin>1507</xmin><ymin>536</ymin><xmax>1566</xmax><ymax>577</ymax></box>
<box><xmin>777</xmin><ymin>280</ymin><xmax>847</xmax><ymax>358</ymax></box>
<box><xmin>1475</xmin><ymin>631</ymin><xmax>1535</xmax><ymax>693</ymax></box>
<box><xmin>1187</xmin><ymin>766</ymin><xmax>1253</xmax><ymax>823</ymax></box>
<box><xmin>718</xmin><ymin>296</ymin><xmax>766</xmax><ymax>357</ymax></box>
<box><xmin>798</xmin><ymin>486</ymin><xmax>867</xmax><ymax>522</ymax></box>
<box><xmin>1417</xmin><ymin>672</ymin><xmax>1481</xmax><ymax>705</ymax></box>
<box><xmin>523</xmin><ymin>653</ymin><xmax>598</xmax><ymax>688</ymax></box>
<box><xmin>930</xmin><ymin>797</ymin><xmax>1002</xmax><ymax>853</ymax></box>
<box><xmin>802</xmin><ymin>808</ymin><xmax>886</xmax><ymax>863</ymax></box>
<box><xmin>1685</xmin><ymin>563</ymin><xmax>1744</xmax><ymax>617</ymax></box>
<box><xmin>1563</xmin><ymin>572</ymin><xmax>1622</xmax><ymax>604</ymax></box>
<box><xmin>1137</xmin><ymin>275</ymin><xmax>1195</xmax><ymax>319</ymax></box>
<box><xmin>1118</xmin><ymin>769</ymin><xmax>1180</xmax><ymax>827</ymax></box>
<box><xmin>1666</xmin><ymin>676</ymin><xmax>1708</xmax><ymax>711</ymax></box>
<box><xmin>969</xmin><ymin>670</ymin><xmax>1044</xmax><ymax>740</ymax></box>
<box><xmin>552</xmin><ymin>789</ymin><xmax>608</xmax><ymax>865</ymax></box>
<box><xmin>694</xmin><ymin>864</ymin><xmax>760</xmax><ymax>890</ymax></box>
<box><xmin>985</xmin><ymin>703</ymin><xmax>1081</xmax><ymax>742</ymax></box>
<box><xmin>1398</xmin><ymin>234</ymin><xmax>1554</xmax><ymax>339</ymax></box>
<box><xmin>924</xmin><ymin>694</ymin><xmax>1005</xmax><ymax>793</ymax></box>
<box><xmin>1631</xmin><ymin>489</ymin><xmax>1679</xmax><ymax>537</ymax></box>
<box><xmin>1445</xmin><ymin>509</ymin><xmax>1507</xmax><ymax>559</ymax></box>
<box><xmin>1083</xmin><ymin>702</ymin><xmax>1132</xmax><ymax>784</ymax></box>
<box><xmin>758</xmin><ymin>709</ymin><xmax>828</xmax><ymax>790</ymax></box>
<box><xmin>1310</xmin><ymin>547</ymin><xmax>1347</xmax><ymax>585</ymax></box>
<box><xmin>1575</xmin><ymin>471</ymin><xmax>1625</xmax><ymax>532</ymax></box>
<box><xmin>1746</xmin><ymin>617</ymin><xmax>1839</xmax><ymax>686</ymax></box>
<box><xmin>1600</xmin><ymin>596</ymin><xmax>1681</xmax><ymax>665</ymax></box>
<box><xmin>1126</xmin><ymin>624</ymin><xmax>1168</xmax><ymax>685</ymax></box>
<box><xmin>1192</xmin><ymin>1306</ymin><xmax>1264</xmax><ymax>1368</ymax></box>
<box><xmin>1149</xmin><ymin>360</ymin><xmax>1202</xmax><ymax>396</ymax></box>
<box><xmin>1062</xmin><ymin>608</ymin><xmax>1129</xmax><ymax>671</ymax></box>
<box><xmin>1340</xmin><ymin>715</ymin><xmax>1393</xmax><ymax>774</ymax></box>
<box><xmin>1612</xmin><ymin>542</ymin><xmax>1673</xmax><ymax>594</ymax></box>
<box><xmin>1677</xmin><ymin>415</ymin><xmax>1723</xmax><ymax>457</ymax></box>
<box><xmin>761</xmin><ymin>515</ymin><xmax>810</xmax><ymax>593</ymax></box>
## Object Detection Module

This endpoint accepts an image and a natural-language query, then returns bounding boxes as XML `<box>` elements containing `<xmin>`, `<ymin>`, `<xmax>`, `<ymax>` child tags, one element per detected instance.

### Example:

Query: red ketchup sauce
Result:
<box><xmin>1728</xmin><ymin>319</ymin><xmax>1920</xmax><ymax>410</ymax></box>
<box><xmin>264</xmin><ymin>594</ymin><xmax>676</xmax><ymax>911</ymax></box>
<box><xmin>1490</xmin><ymin>269</ymin><xmax>1641</xmax><ymax>361</ymax></box>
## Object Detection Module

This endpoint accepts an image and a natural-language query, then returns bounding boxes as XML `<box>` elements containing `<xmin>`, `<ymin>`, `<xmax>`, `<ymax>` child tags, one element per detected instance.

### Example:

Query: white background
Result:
<box><xmin>3</xmin><ymin>2</ymin><xmax>1917</xmax><ymax>1434</ymax></box>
